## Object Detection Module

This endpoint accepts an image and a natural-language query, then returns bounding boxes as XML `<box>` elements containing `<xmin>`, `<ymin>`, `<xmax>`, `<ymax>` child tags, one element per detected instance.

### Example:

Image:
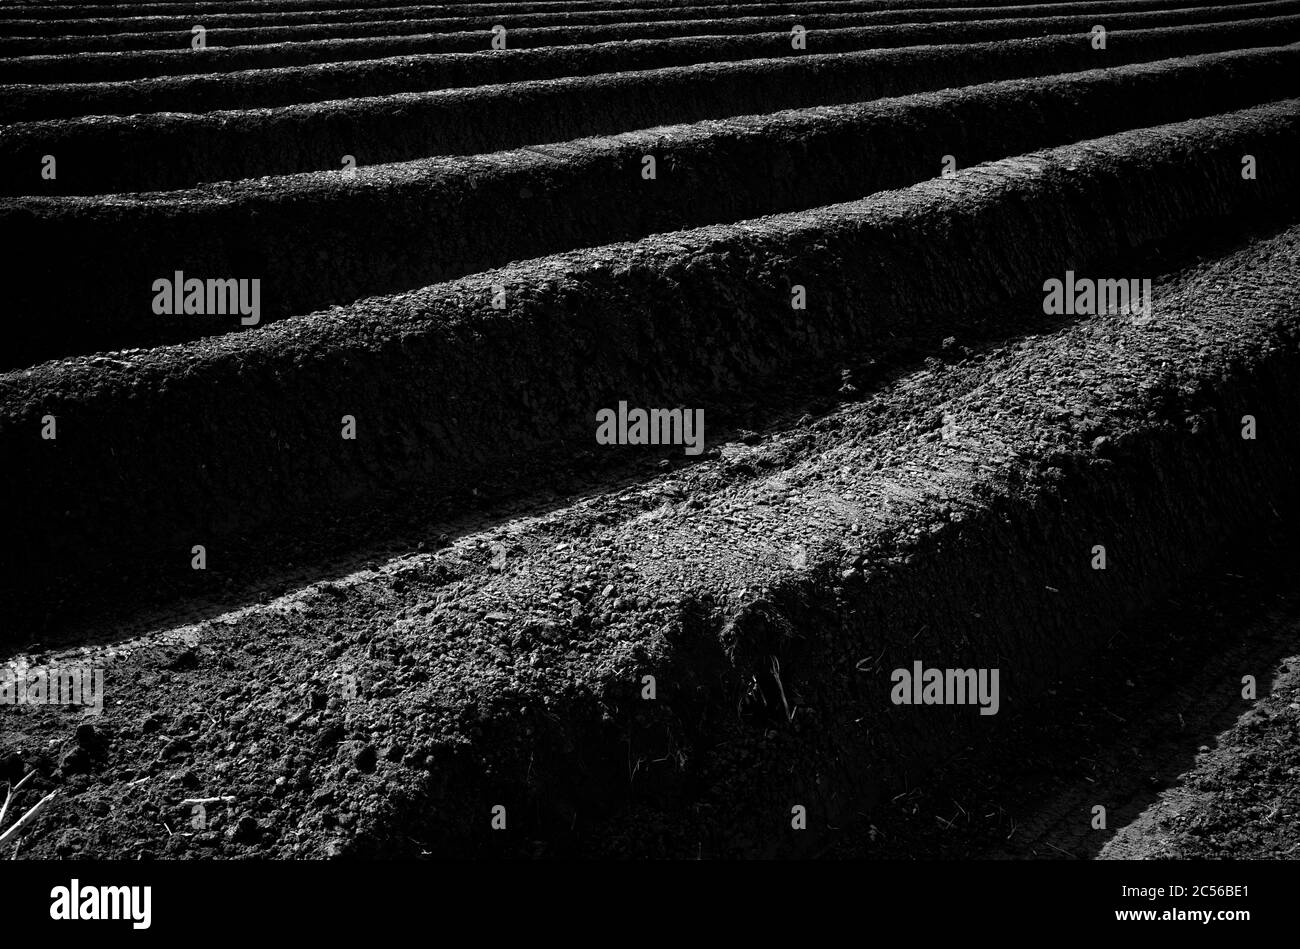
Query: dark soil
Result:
<box><xmin>826</xmin><ymin>533</ymin><xmax>1300</xmax><ymax>859</ymax></box>
<box><xmin>5</xmin><ymin>1</ymin><xmax>1287</xmax><ymax>83</ymax></box>
<box><xmin>12</xmin><ymin>48</ymin><xmax>1294</xmax><ymax>362</ymax></box>
<box><xmin>5</xmin><ymin>0</ymin><xmax>1299</xmax><ymax>864</ymax></box>
<box><xmin>7</xmin><ymin>20</ymin><xmax>1296</xmax><ymax>195</ymax></box>
<box><xmin>0</xmin><ymin>0</ymin><xmax>1254</xmax><ymax>64</ymax></box>
<box><xmin>6</xmin><ymin>104</ymin><xmax>1296</xmax><ymax>632</ymax></box>
<box><xmin>3</xmin><ymin>224</ymin><xmax>1298</xmax><ymax>859</ymax></box>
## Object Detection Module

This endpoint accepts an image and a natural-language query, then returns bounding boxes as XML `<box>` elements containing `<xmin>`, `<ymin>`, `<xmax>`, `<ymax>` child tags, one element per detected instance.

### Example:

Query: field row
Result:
<box><xmin>9</xmin><ymin>21</ymin><xmax>1296</xmax><ymax>195</ymax></box>
<box><xmin>8</xmin><ymin>47</ymin><xmax>1297</xmax><ymax>366</ymax></box>
<box><xmin>0</xmin><ymin>0</ymin><xmax>1192</xmax><ymax>29</ymax></box>
<box><xmin>5</xmin><ymin>221</ymin><xmax>1299</xmax><ymax>859</ymax></box>
<box><xmin>2</xmin><ymin>102</ymin><xmax>1295</xmax><ymax>625</ymax></box>
<box><xmin>0</xmin><ymin>0</ymin><xmax>1240</xmax><ymax>55</ymax></box>
<box><xmin>8</xmin><ymin>6</ymin><xmax>1287</xmax><ymax>110</ymax></box>
<box><xmin>4</xmin><ymin>0</ymin><xmax>1298</xmax><ymax>858</ymax></box>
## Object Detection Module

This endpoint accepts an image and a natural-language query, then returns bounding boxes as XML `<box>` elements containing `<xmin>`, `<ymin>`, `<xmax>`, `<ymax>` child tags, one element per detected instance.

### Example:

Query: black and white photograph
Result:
<box><xmin>1</xmin><ymin>0</ymin><xmax>1296</xmax><ymax>932</ymax></box>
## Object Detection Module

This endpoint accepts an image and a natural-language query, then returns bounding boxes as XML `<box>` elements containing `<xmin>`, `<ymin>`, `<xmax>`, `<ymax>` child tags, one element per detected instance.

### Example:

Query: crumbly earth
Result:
<box><xmin>826</xmin><ymin>535</ymin><xmax>1300</xmax><ymax>859</ymax></box>
<box><xmin>7</xmin><ymin>20</ymin><xmax>1295</xmax><ymax>196</ymax></box>
<box><xmin>3</xmin><ymin>225</ymin><xmax>1299</xmax><ymax>859</ymax></box>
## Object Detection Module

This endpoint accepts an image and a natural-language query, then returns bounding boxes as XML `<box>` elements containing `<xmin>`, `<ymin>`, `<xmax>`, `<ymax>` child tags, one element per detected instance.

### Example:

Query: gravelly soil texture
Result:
<box><xmin>1</xmin><ymin>0</ymin><xmax>1298</xmax><ymax>865</ymax></box>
